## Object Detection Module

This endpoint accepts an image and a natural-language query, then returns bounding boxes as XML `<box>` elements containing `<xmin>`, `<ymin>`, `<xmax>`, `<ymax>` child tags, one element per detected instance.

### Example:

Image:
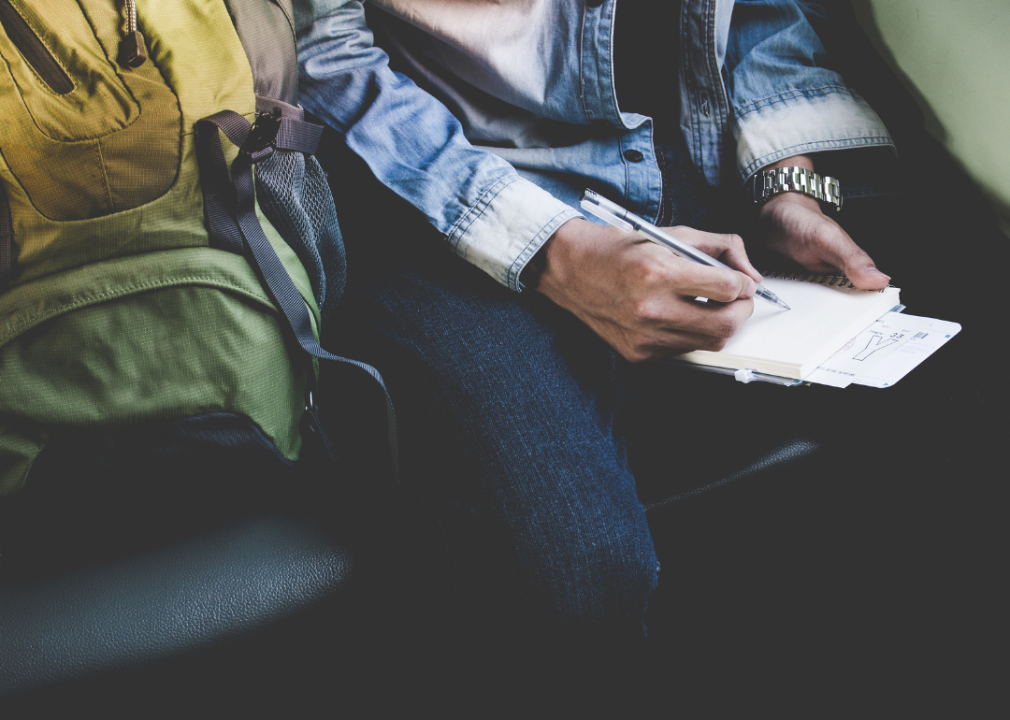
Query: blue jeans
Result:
<box><xmin>328</xmin><ymin>214</ymin><xmax>658</xmax><ymax>643</ymax></box>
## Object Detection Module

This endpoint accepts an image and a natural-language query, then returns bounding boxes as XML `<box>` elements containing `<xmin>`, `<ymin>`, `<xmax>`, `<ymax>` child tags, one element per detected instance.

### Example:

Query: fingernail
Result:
<box><xmin>865</xmin><ymin>266</ymin><xmax>891</xmax><ymax>280</ymax></box>
<box><xmin>745</xmin><ymin>279</ymin><xmax>757</xmax><ymax>298</ymax></box>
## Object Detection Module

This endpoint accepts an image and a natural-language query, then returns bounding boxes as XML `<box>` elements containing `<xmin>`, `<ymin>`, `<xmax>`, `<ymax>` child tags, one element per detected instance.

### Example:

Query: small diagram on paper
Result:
<box><xmin>852</xmin><ymin>331</ymin><xmax>903</xmax><ymax>361</ymax></box>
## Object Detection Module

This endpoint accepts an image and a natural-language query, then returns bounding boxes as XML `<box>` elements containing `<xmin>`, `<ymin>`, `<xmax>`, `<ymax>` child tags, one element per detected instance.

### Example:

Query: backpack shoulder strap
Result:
<box><xmin>202</xmin><ymin>2</ymin><xmax>402</xmax><ymax>490</ymax></box>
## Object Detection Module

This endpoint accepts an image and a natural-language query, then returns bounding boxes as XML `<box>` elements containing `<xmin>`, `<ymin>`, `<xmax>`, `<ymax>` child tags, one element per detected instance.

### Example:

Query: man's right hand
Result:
<box><xmin>525</xmin><ymin>219</ymin><xmax>761</xmax><ymax>363</ymax></box>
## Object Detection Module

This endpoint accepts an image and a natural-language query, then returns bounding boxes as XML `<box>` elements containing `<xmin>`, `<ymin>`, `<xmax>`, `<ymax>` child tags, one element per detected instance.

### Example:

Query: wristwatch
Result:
<box><xmin>751</xmin><ymin>166</ymin><xmax>843</xmax><ymax>212</ymax></box>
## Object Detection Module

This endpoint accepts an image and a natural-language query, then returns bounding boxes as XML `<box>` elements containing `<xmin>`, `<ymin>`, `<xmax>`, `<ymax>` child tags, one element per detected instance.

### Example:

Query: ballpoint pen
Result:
<box><xmin>580</xmin><ymin>189</ymin><xmax>790</xmax><ymax>310</ymax></box>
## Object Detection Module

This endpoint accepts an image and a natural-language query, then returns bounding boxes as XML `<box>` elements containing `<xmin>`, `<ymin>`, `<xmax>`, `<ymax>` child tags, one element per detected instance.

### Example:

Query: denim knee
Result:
<box><xmin>512</xmin><ymin>491</ymin><xmax>659</xmax><ymax>635</ymax></box>
<box><xmin>434</xmin><ymin>466</ymin><xmax>659</xmax><ymax>640</ymax></box>
<box><xmin>332</xmin><ymin>234</ymin><xmax>660</xmax><ymax>635</ymax></box>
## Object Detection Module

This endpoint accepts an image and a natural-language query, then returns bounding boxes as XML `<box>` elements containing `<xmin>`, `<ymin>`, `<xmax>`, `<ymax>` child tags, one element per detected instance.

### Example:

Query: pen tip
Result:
<box><xmin>780</xmin><ymin>301</ymin><xmax>791</xmax><ymax>311</ymax></box>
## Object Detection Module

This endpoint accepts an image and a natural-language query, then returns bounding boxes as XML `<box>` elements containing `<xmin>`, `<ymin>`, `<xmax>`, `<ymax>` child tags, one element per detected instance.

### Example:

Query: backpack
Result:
<box><xmin>0</xmin><ymin>0</ymin><xmax>395</xmax><ymax>495</ymax></box>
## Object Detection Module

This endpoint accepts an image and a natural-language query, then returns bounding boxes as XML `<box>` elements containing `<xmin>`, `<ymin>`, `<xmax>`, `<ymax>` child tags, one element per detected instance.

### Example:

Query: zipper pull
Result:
<box><xmin>117</xmin><ymin>1</ymin><xmax>147</xmax><ymax>68</ymax></box>
<box><xmin>119</xmin><ymin>30</ymin><xmax>147</xmax><ymax>67</ymax></box>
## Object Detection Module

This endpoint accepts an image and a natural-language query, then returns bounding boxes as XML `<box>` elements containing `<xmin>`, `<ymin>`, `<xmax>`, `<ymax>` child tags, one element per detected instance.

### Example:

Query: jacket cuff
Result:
<box><xmin>734</xmin><ymin>87</ymin><xmax>895</xmax><ymax>184</ymax></box>
<box><xmin>446</xmin><ymin>174</ymin><xmax>581</xmax><ymax>292</ymax></box>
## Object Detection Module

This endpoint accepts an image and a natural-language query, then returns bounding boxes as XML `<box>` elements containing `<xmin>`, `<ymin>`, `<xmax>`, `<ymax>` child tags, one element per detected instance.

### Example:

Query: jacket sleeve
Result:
<box><xmin>724</xmin><ymin>0</ymin><xmax>893</xmax><ymax>181</ymax></box>
<box><xmin>293</xmin><ymin>0</ymin><xmax>579</xmax><ymax>291</ymax></box>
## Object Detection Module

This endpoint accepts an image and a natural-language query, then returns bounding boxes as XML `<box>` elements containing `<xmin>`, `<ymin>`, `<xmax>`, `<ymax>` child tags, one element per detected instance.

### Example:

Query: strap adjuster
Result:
<box><xmin>242</xmin><ymin>108</ymin><xmax>283</xmax><ymax>162</ymax></box>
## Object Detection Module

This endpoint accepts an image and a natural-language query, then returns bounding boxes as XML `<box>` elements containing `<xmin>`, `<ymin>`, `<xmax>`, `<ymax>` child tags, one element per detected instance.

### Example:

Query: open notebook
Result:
<box><xmin>674</xmin><ymin>271</ymin><xmax>901</xmax><ymax>380</ymax></box>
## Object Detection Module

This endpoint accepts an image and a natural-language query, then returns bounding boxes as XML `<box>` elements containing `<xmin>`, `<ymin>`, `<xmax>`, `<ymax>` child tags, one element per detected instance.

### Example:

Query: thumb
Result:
<box><xmin>814</xmin><ymin>223</ymin><xmax>891</xmax><ymax>291</ymax></box>
<box><xmin>839</xmin><ymin>248</ymin><xmax>890</xmax><ymax>291</ymax></box>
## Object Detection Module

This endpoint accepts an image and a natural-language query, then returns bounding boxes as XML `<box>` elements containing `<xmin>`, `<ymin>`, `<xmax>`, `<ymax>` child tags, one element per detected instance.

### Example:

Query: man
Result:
<box><xmin>292</xmin><ymin>0</ymin><xmax>896</xmax><ymax>643</ymax></box>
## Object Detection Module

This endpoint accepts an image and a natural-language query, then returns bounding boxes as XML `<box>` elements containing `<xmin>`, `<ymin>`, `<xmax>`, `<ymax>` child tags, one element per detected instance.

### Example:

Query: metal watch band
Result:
<box><xmin>752</xmin><ymin>166</ymin><xmax>844</xmax><ymax>212</ymax></box>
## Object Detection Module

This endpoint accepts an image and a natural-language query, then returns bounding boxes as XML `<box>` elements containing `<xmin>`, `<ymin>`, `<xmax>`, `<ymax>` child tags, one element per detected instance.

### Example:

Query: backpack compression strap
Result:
<box><xmin>198</xmin><ymin>104</ymin><xmax>325</xmax><ymax>254</ymax></box>
<box><xmin>0</xmin><ymin>181</ymin><xmax>11</xmax><ymax>293</ymax></box>
<box><xmin>195</xmin><ymin>110</ymin><xmax>400</xmax><ymax>489</ymax></box>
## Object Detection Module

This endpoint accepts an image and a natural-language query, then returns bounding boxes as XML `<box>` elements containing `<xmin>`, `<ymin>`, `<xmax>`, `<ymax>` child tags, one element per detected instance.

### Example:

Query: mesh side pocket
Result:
<box><xmin>255</xmin><ymin>150</ymin><xmax>347</xmax><ymax>329</ymax></box>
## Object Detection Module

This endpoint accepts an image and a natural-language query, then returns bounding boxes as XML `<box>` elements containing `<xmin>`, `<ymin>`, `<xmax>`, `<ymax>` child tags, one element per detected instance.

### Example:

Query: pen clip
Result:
<box><xmin>580</xmin><ymin>197</ymin><xmax>635</xmax><ymax>232</ymax></box>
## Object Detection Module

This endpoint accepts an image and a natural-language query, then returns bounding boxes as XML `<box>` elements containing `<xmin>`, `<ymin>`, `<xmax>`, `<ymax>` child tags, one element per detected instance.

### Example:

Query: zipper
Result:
<box><xmin>117</xmin><ymin>0</ymin><xmax>147</xmax><ymax>68</ymax></box>
<box><xmin>0</xmin><ymin>0</ymin><xmax>74</xmax><ymax>94</ymax></box>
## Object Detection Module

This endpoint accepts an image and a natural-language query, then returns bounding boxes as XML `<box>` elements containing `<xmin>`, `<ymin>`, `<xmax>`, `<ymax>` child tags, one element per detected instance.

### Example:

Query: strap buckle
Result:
<box><xmin>242</xmin><ymin>108</ymin><xmax>283</xmax><ymax>163</ymax></box>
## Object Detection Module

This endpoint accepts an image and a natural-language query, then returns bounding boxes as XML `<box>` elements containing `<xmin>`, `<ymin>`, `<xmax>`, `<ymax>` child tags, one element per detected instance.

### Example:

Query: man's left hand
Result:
<box><xmin>756</xmin><ymin>157</ymin><xmax>891</xmax><ymax>291</ymax></box>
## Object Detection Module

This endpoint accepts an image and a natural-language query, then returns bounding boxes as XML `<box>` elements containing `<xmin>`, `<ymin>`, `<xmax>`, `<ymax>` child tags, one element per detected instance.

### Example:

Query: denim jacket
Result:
<box><xmin>295</xmin><ymin>0</ymin><xmax>893</xmax><ymax>291</ymax></box>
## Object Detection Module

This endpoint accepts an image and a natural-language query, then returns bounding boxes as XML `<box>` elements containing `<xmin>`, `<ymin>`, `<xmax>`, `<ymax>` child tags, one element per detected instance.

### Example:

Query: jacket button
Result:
<box><xmin>623</xmin><ymin>149</ymin><xmax>644</xmax><ymax>163</ymax></box>
<box><xmin>587</xmin><ymin>0</ymin><xmax>605</xmax><ymax>7</ymax></box>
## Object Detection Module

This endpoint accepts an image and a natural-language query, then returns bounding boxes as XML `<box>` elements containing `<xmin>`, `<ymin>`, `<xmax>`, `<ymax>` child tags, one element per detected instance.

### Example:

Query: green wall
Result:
<box><xmin>851</xmin><ymin>0</ymin><xmax>1010</xmax><ymax>238</ymax></box>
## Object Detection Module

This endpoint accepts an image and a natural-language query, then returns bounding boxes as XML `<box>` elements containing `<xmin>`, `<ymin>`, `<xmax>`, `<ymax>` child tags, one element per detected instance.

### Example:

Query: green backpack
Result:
<box><xmin>0</xmin><ymin>0</ymin><xmax>393</xmax><ymax>493</ymax></box>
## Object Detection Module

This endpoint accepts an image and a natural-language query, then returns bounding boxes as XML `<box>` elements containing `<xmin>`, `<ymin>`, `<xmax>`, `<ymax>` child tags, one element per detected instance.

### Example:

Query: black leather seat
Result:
<box><xmin>0</xmin><ymin>513</ymin><xmax>355</xmax><ymax>698</ymax></box>
<box><xmin>0</xmin><ymin>423</ymin><xmax>381</xmax><ymax>709</ymax></box>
